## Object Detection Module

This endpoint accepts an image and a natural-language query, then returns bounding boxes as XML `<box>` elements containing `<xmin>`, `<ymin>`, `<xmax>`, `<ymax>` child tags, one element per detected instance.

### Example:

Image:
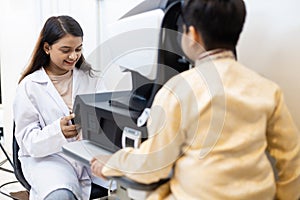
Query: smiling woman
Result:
<box><xmin>12</xmin><ymin>15</ymin><xmax>107</xmax><ymax>200</ymax></box>
<box><xmin>44</xmin><ymin>34</ymin><xmax>83</xmax><ymax>76</ymax></box>
<box><xmin>18</xmin><ymin>16</ymin><xmax>93</xmax><ymax>83</ymax></box>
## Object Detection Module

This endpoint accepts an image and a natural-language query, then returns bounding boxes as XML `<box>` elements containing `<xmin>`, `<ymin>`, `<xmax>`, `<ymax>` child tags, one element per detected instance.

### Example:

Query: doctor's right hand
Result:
<box><xmin>60</xmin><ymin>113</ymin><xmax>78</xmax><ymax>138</ymax></box>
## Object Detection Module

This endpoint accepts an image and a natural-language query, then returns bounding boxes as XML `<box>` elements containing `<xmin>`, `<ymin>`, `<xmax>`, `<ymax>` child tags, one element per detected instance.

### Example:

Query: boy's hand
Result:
<box><xmin>60</xmin><ymin>113</ymin><xmax>78</xmax><ymax>138</ymax></box>
<box><xmin>90</xmin><ymin>156</ymin><xmax>111</xmax><ymax>180</ymax></box>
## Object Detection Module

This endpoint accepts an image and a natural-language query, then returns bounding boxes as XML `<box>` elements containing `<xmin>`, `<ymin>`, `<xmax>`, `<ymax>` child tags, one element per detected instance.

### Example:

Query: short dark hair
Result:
<box><xmin>182</xmin><ymin>0</ymin><xmax>246</xmax><ymax>51</ymax></box>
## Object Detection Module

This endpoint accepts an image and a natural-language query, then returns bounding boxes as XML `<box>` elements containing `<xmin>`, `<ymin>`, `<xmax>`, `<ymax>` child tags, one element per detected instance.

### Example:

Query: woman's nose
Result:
<box><xmin>69</xmin><ymin>52</ymin><xmax>77</xmax><ymax>60</ymax></box>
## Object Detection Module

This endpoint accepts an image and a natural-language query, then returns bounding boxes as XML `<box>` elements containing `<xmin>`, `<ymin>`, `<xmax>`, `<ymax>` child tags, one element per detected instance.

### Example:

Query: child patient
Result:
<box><xmin>91</xmin><ymin>0</ymin><xmax>300</xmax><ymax>199</ymax></box>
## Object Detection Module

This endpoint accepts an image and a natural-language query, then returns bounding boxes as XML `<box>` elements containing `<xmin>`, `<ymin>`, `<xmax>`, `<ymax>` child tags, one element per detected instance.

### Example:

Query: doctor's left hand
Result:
<box><xmin>60</xmin><ymin>113</ymin><xmax>78</xmax><ymax>138</ymax></box>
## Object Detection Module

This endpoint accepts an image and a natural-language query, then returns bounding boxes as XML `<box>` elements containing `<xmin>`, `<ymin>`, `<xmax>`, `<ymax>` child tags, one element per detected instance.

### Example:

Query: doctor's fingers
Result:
<box><xmin>63</xmin><ymin>130</ymin><xmax>78</xmax><ymax>138</ymax></box>
<box><xmin>61</xmin><ymin>125</ymin><xmax>78</xmax><ymax>138</ymax></box>
<box><xmin>61</xmin><ymin>114</ymin><xmax>75</xmax><ymax>124</ymax></box>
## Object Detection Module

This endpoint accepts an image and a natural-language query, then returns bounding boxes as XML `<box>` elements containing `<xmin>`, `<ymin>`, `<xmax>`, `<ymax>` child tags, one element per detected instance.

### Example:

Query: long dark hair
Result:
<box><xmin>19</xmin><ymin>15</ymin><xmax>92</xmax><ymax>83</ymax></box>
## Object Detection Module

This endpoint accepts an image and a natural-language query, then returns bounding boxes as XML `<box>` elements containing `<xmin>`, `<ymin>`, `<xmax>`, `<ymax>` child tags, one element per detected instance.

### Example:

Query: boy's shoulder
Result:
<box><xmin>163</xmin><ymin>58</ymin><xmax>281</xmax><ymax>97</ymax></box>
<box><xmin>230</xmin><ymin>60</ymin><xmax>280</xmax><ymax>90</ymax></box>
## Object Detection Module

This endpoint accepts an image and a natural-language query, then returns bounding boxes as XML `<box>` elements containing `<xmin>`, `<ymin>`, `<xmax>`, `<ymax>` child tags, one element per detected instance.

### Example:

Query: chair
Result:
<box><xmin>12</xmin><ymin>123</ymin><xmax>107</xmax><ymax>199</ymax></box>
<box><xmin>12</xmin><ymin>129</ymin><xmax>31</xmax><ymax>191</ymax></box>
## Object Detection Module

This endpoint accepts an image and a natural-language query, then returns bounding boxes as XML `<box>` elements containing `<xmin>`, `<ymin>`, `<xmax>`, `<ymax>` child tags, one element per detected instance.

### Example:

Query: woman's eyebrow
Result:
<box><xmin>60</xmin><ymin>44</ymin><xmax>83</xmax><ymax>49</ymax></box>
<box><xmin>76</xmin><ymin>44</ymin><xmax>83</xmax><ymax>49</ymax></box>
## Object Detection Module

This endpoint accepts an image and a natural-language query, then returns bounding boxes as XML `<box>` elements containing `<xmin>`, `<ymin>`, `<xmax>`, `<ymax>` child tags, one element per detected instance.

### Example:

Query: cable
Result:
<box><xmin>0</xmin><ymin>143</ymin><xmax>14</xmax><ymax>168</ymax></box>
<box><xmin>0</xmin><ymin>181</ymin><xmax>26</xmax><ymax>200</ymax></box>
<box><xmin>0</xmin><ymin>158</ymin><xmax>15</xmax><ymax>174</ymax></box>
<box><xmin>0</xmin><ymin>159</ymin><xmax>7</xmax><ymax>166</ymax></box>
<box><xmin>0</xmin><ymin>166</ymin><xmax>14</xmax><ymax>174</ymax></box>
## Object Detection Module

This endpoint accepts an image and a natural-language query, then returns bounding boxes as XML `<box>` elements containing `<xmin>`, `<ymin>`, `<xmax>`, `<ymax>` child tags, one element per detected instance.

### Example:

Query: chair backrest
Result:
<box><xmin>12</xmin><ymin>122</ymin><xmax>31</xmax><ymax>191</ymax></box>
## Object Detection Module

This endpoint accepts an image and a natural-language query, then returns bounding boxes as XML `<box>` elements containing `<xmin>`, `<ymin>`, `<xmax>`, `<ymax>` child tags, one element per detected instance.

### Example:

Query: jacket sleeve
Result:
<box><xmin>266</xmin><ymin>89</ymin><xmax>300</xmax><ymax>200</ymax></box>
<box><xmin>102</xmin><ymin>86</ymin><xmax>185</xmax><ymax>184</ymax></box>
<box><xmin>13</xmin><ymin>84</ymin><xmax>68</xmax><ymax>158</ymax></box>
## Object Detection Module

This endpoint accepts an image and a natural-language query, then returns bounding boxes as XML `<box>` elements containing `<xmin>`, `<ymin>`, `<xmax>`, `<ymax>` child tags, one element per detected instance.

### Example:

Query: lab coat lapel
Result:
<box><xmin>46</xmin><ymin>77</ymin><xmax>70</xmax><ymax>115</ymax></box>
<box><xmin>32</xmin><ymin>68</ymin><xmax>70</xmax><ymax>116</ymax></box>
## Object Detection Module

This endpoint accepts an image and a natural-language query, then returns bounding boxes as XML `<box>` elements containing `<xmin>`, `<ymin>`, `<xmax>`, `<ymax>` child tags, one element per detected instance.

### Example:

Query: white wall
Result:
<box><xmin>1</xmin><ymin>0</ymin><xmax>42</xmax><ymax>152</ymax></box>
<box><xmin>238</xmin><ymin>0</ymin><xmax>300</xmax><ymax>129</ymax></box>
<box><xmin>91</xmin><ymin>0</ymin><xmax>144</xmax><ymax>91</ymax></box>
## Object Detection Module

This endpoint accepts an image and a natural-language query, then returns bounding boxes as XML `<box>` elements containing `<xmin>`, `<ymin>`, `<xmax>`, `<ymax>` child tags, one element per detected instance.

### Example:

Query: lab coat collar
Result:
<box><xmin>30</xmin><ymin>67</ymin><xmax>79</xmax><ymax>84</ymax></box>
<box><xmin>29</xmin><ymin>67</ymin><xmax>49</xmax><ymax>83</ymax></box>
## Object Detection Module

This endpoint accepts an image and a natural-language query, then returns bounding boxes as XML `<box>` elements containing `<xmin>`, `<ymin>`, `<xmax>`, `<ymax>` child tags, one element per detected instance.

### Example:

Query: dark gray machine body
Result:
<box><xmin>73</xmin><ymin>91</ymin><xmax>147</xmax><ymax>152</ymax></box>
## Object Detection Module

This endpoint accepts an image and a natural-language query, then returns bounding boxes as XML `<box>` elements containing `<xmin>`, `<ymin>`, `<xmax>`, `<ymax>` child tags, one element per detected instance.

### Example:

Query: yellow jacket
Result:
<box><xmin>103</xmin><ymin>51</ymin><xmax>300</xmax><ymax>200</ymax></box>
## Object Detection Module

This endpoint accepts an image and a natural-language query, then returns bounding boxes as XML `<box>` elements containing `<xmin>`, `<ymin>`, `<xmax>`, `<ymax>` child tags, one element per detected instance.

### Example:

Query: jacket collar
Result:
<box><xmin>196</xmin><ymin>49</ymin><xmax>235</xmax><ymax>66</ymax></box>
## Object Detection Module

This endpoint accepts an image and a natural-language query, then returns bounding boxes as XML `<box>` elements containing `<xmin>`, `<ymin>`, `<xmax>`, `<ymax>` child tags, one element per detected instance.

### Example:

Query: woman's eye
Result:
<box><xmin>61</xmin><ymin>50</ymin><xmax>70</xmax><ymax>53</ymax></box>
<box><xmin>76</xmin><ymin>48</ymin><xmax>82</xmax><ymax>52</ymax></box>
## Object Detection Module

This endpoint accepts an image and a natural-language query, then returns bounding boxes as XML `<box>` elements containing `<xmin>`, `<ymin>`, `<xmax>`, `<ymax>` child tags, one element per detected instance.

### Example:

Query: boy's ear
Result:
<box><xmin>43</xmin><ymin>42</ymin><xmax>50</xmax><ymax>54</ymax></box>
<box><xmin>189</xmin><ymin>26</ymin><xmax>203</xmax><ymax>45</ymax></box>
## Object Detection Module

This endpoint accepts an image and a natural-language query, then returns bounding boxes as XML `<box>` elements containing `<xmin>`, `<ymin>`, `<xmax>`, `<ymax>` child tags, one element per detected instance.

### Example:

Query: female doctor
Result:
<box><xmin>13</xmin><ymin>15</ymin><xmax>106</xmax><ymax>200</ymax></box>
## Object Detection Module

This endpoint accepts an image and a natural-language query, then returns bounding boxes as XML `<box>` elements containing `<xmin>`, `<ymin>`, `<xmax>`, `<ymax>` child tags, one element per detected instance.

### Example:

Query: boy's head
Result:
<box><xmin>181</xmin><ymin>0</ymin><xmax>246</xmax><ymax>61</ymax></box>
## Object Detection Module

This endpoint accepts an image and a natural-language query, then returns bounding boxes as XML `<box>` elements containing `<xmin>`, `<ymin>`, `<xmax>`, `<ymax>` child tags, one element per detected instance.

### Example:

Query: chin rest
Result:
<box><xmin>108</xmin><ymin>176</ymin><xmax>170</xmax><ymax>200</ymax></box>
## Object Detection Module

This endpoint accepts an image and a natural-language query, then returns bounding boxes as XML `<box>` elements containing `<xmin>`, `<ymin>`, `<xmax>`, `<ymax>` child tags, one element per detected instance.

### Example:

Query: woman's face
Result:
<box><xmin>45</xmin><ymin>34</ymin><xmax>83</xmax><ymax>75</ymax></box>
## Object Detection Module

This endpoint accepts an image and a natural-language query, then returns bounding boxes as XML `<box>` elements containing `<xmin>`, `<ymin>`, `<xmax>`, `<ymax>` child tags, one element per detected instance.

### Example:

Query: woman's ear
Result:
<box><xmin>43</xmin><ymin>42</ymin><xmax>50</xmax><ymax>55</ymax></box>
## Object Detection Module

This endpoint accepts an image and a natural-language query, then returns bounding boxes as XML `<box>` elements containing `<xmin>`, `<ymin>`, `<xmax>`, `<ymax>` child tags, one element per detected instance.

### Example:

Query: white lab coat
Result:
<box><xmin>13</xmin><ymin>67</ymin><xmax>105</xmax><ymax>200</ymax></box>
